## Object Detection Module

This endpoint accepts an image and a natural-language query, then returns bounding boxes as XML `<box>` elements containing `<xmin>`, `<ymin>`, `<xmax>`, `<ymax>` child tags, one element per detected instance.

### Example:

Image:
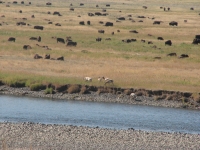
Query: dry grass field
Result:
<box><xmin>0</xmin><ymin>0</ymin><xmax>200</xmax><ymax>93</ymax></box>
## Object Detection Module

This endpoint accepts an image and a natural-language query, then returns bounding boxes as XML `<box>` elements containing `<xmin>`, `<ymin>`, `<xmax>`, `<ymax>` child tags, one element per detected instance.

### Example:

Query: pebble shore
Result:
<box><xmin>0</xmin><ymin>85</ymin><xmax>200</xmax><ymax>149</ymax></box>
<box><xmin>1</xmin><ymin>122</ymin><xmax>200</xmax><ymax>150</ymax></box>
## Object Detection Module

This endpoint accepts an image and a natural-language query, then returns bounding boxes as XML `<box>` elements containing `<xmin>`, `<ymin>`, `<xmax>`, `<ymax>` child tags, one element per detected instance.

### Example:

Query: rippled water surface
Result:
<box><xmin>0</xmin><ymin>95</ymin><xmax>200</xmax><ymax>134</ymax></box>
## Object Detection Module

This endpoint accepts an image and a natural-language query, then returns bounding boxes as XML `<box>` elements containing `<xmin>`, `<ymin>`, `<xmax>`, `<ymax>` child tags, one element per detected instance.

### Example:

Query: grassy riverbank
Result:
<box><xmin>0</xmin><ymin>0</ymin><xmax>200</xmax><ymax>93</ymax></box>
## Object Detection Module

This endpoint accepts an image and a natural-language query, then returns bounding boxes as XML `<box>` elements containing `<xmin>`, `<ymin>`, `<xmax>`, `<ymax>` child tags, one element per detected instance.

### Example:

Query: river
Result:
<box><xmin>0</xmin><ymin>95</ymin><xmax>200</xmax><ymax>134</ymax></box>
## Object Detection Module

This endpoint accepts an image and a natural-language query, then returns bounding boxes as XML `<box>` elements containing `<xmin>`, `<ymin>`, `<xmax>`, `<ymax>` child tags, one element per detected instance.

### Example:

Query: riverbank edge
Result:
<box><xmin>0</xmin><ymin>85</ymin><xmax>200</xmax><ymax>110</ymax></box>
<box><xmin>1</xmin><ymin>122</ymin><xmax>200</xmax><ymax>150</ymax></box>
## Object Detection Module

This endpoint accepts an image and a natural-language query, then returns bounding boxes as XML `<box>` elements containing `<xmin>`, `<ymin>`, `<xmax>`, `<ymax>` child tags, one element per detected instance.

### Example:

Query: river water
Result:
<box><xmin>0</xmin><ymin>95</ymin><xmax>200</xmax><ymax>134</ymax></box>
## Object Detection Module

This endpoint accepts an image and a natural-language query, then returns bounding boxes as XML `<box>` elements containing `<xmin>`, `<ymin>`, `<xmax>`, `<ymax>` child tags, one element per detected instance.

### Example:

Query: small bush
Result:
<box><xmin>45</xmin><ymin>88</ymin><xmax>54</xmax><ymax>94</ymax></box>
<box><xmin>67</xmin><ymin>84</ymin><xmax>81</xmax><ymax>94</ymax></box>
<box><xmin>4</xmin><ymin>79</ymin><xmax>26</xmax><ymax>87</ymax></box>
<box><xmin>30</xmin><ymin>83</ymin><xmax>46</xmax><ymax>91</ymax></box>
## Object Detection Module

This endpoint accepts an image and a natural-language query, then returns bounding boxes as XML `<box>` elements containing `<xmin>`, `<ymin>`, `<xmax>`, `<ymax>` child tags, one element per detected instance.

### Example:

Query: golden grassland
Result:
<box><xmin>0</xmin><ymin>0</ymin><xmax>200</xmax><ymax>93</ymax></box>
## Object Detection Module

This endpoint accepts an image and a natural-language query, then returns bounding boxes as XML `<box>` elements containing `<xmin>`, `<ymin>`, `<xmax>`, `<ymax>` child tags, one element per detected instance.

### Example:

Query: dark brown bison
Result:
<box><xmin>157</xmin><ymin>37</ymin><xmax>164</xmax><ymax>40</ymax></box>
<box><xmin>16</xmin><ymin>22</ymin><xmax>26</xmax><ymax>26</ymax></box>
<box><xmin>8</xmin><ymin>37</ymin><xmax>15</xmax><ymax>42</ymax></box>
<box><xmin>179</xmin><ymin>54</ymin><xmax>189</xmax><ymax>58</ymax></box>
<box><xmin>98</xmin><ymin>30</ymin><xmax>105</xmax><ymax>34</ymax></box>
<box><xmin>169</xmin><ymin>21</ymin><xmax>178</xmax><ymax>26</ymax></box>
<box><xmin>55</xmin><ymin>23</ymin><xmax>61</xmax><ymax>26</ymax></box>
<box><xmin>105</xmin><ymin>22</ymin><xmax>113</xmax><ymax>26</ymax></box>
<box><xmin>34</xmin><ymin>54</ymin><xmax>42</xmax><ymax>59</ymax></box>
<box><xmin>38</xmin><ymin>36</ymin><xmax>41</xmax><ymax>42</ymax></box>
<box><xmin>46</xmin><ymin>2</ymin><xmax>51</xmax><ymax>5</ymax></box>
<box><xmin>117</xmin><ymin>17</ymin><xmax>125</xmax><ymax>20</ymax></box>
<box><xmin>195</xmin><ymin>35</ymin><xmax>200</xmax><ymax>39</ymax></box>
<box><xmin>29</xmin><ymin>37</ymin><xmax>38</xmax><ymax>40</ymax></box>
<box><xmin>21</xmin><ymin>1</ymin><xmax>24</xmax><ymax>4</ymax></box>
<box><xmin>19</xmin><ymin>10</ymin><xmax>22</xmax><ymax>13</ymax></box>
<box><xmin>13</xmin><ymin>1</ymin><xmax>17</xmax><ymax>4</ymax></box>
<box><xmin>34</xmin><ymin>26</ymin><xmax>44</xmax><ymax>30</ymax></box>
<box><xmin>57</xmin><ymin>38</ymin><xmax>65</xmax><ymax>44</ymax></box>
<box><xmin>31</xmin><ymin>15</ymin><xmax>35</xmax><ymax>18</ymax></box>
<box><xmin>129</xmin><ymin>30</ymin><xmax>138</xmax><ymax>33</ymax></box>
<box><xmin>95</xmin><ymin>12</ymin><xmax>102</xmax><ymax>16</ymax></box>
<box><xmin>45</xmin><ymin>54</ymin><xmax>50</xmax><ymax>59</ymax></box>
<box><xmin>99</xmin><ymin>21</ymin><xmax>104</xmax><ymax>24</ymax></box>
<box><xmin>53</xmin><ymin>11</ymin><xmax>61</xmax><ymax>15</ymax></box>
<box><xmin>87</xmin><ymin>21</ymin><xmax>90</xmax><ymax>25</ymax></box>
<box><xmin>141</xmin><ymin>39</ymin><xmax>145</xmax><ymax>43</ymax></box>
<box><xmin>79</xmin><ymin>21</ymin><xmax>85</xmax><ymax>25</ymax></box>
<box><xmin>70</xmin><ymin>8</ymin><xmax>74</xmax><ymax>11</ymax></box>
<box><xmin>88</xmin><ymin>13</ymin><xmax>94</xmax><ymax>16</ymax></box>
<box><xmin>80</xmin><ymin>3</ymin><xmax>84</xmax><ymax>6</ymax></box>
<box><xmin>57</xmin><ymin>56</ymin><xmax>64</xmax><ymax>61</ymax></box>
<box><xmin>167</xmin><ymin>53</ymin><xmax>177</xmax><ymax>56</ymax></box>
<box><xmin>165</xmin><ymin>40</ymin><xmax>172</xmax><ymax>46</ymax></box>
<box><xmin>106</xmin><ymin>4</ymin><xmax>110</xmax><ymax>7</ymax></box>
<box><xmin>66</xmin><ymin>41</ymin><xmax>77</xmax><ymax>46</ymax></box>
<box><xmin>143</xmin><ymin>6</ymin><xmax>147</xmax><ymax>9</ymax></box>
<box><xmin>153</xmin><ymin>21</ymin><xmax>161</xmax><ymax>25</ymax></box>
<box><xmin>192</xmin><ymin>38</ymin><xmax>200</xmax><ymax>44</ymax></box>
<box><xmin>148</xmin><ymin>41</ymin><xmax>153</xmax><ymax>44</ymax></box>
<box><xmin>96</xmin><ymin>37</ymin><xmax>102</xmax><ymax>42</ymax></box>
<box><xmin>23</xmin><ymin>45</ymin><xmax>32</xmax><ymax>50</ymax></box>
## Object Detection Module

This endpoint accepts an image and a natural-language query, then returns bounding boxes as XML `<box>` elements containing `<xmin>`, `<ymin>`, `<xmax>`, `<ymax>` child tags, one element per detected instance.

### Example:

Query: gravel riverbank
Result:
<box><xmin>0</xmin><ymin>85</ymin><xmax>199</xmax><ymax>109</ymax></box>
<box><xmin>1</xmin><ymin>122</ymin><xmax>200</xmax><ymax>150</ymax></box>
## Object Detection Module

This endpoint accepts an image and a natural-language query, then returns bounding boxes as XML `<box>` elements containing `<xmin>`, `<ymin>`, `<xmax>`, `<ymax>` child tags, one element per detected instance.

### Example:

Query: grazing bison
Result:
<box><xmin>34</xmin><ymin>54</ymin><xmax>42</xmax><ymax>59</ymax></box>
<box><xmin>13</xmin><ymin>1</ymin><xmax>17</xmax><ymax>4</ymax></box>
<box><xmin>53</xmin><ymin>11</ymin><xmax>61</xmax><ymax>15</ymax></box>
<box><xmin>70</xmin><ymin>8</ymin><xmax>74</xmax><ymax>11</ymax></box>
<box><xmin>148</xmin><ymin>41</ymin><xmax>153</xmax><ymax>44</ymax></box>
<box><xmin>167</xmin><ymin>53</ymin><xmax>177</xmax><ymax>56</ymax></box>
<box><xmin>98</xmin><ymin>30</ymin><xmax>105</xmax><ymax>34</ymax></box>
<box><xmin>46</xmin><ymin>2</ymin><xmax>51</xmax><ymax>5</ymax></box>
<box><xmin>87</xmin><ymin>21</ymin><xmax>90</xmax><ymax>25</ymax></box>
<box><xmin>169</xmin><ymin>21</ymin><xmax>178</xmax><ymax>26</ymax></box>
<box><xmin>105</xmin><ymin>22</ymin><xmax>113</xmax><ymax>26</ymax></box>
<box><xmin>192</xmin><ymin>38</ymin><xmax>200</xmax><ymax>44</ymax></box>
<box><xmin>99</xmin><ymin>21</ymin><xmax>104</xmax><ymax>24</ymax></box>
<box><xmin>195</xmin><ymin>35</ymin><xmax>200</xmax><ymax>39</ymax></box>
<box><xmin>143</xmin><ymin>6</ymin><xmax>147</xmax><ymax>9</ymax></box>
<box><xmin>79</xmin><ymin>21</ymin><xmax>85</xmax><ymax>25</ymax></box>
<box><xmin>29</xmin><ymin>37</ymin><xmax>38</xmax><ymax>40</ymax></box>
<box><xmin>88</xmin><ymin>13</ymin><xmax>94</xmax><ymax>16</ymax></box>
<box><xmin>57</xmin><ymin>38</ymin><xmax>65</xmax><ymax>44</ymax></box>
<box><xmin>45</xmin><ymin>54</ymin><xmax>50</xmax><ymax>59</ymax></box>
<box><xmin>66</xmin><ymin>41</ymin><xmax>77</xmax><ymax>46</ymax></box>
<box><xmin>96</xmin><ymin>37</ymin><xmax>102</xmax><ymax>42</ymax></box>
<box><xmin>129</xmin><ymin>30</ymin><xmax>138</xmax><ymax>33</ymax></box>
<box><xmin>23</xmin><ymin>45</ymin><xmax>32</xmax><ymax>50</ymax></box>
<box><xmin>16</xmin><ymin>22</ymin><xmax>26</xmax><ymax>26</ymax></box>
<box><xmin>157</xmin><ymin>37</ymin><xmax>164</xmax><ymax>40</ymax></box>
<box><xmin>179</xmin><ymin>54</ymin><xmax>189</xmax><ymax>58</ymax></box>
<box><xmin>57</xmin><ymin>56</ymin><xmax>64</xmax><ymax>61</ymax></box>
<box><xmin>8</xmin><ymin>37</ymin><xmax>15</xmax><ymax>42</ymax></box>
<box><xmin>34</xmin><ymin>26</ymin><xmax>44</xmax><ymax>30</ymax></box>
<box><xmin>153</xmin><ymin>21</ymin><xmax>161</xmax><ymax>25</ymax></box>
<box><xmin>106</xmin><ymin>4</ymin><xmax>110</xmax><ymax>7</ymax></box>
<box><xmin>141</xmin><ymin>39</ymin><xmax>145</xmax><ymax>43</ymax></box>
<box><xmin>117</xmin><ymin>17</ymin><xmax>125</xmax><ymax>20</ymax></box>
<box><xmin>38</xmin><ymin>36</ymin><xmax>41</xmax><ymax>42</ymax></box>
<box><xmin>95</xmin><ymin>12</ymin><xmax>102</xmax><ymax>16</ymax></box>
<box><xmin>55</xmin><ymin>23</ymin><xmax>61</xmax><ymax>26</ymax></box>
<box><xmin>165</xmin><ymin>40</ymin><xmax>172</xmax><ymax>46</ymax></box>
<box><xmin>80</xmin><ymin>3</ymin><xmax>84</xmax><ymax>6</ymax></box>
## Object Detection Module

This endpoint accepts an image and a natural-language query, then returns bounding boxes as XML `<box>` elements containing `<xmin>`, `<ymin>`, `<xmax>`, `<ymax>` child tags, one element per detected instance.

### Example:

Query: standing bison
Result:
<box><xmin>66</xmin><ymin>41</ymin><xmax>77</xmax><ymax>46</ymax></box>
<box><xmin>34</xmin><ymin>26</ymin><xmax>44</xmax><ymax>30</ymax></box>
<box><xmin>169</xmin><ymin>21</ymin><xmax>178</xmax><ymax>26</ymax></box>
<box><xmin>8</xmin><ymin>37</ymin><xmax>16</xmax><ymax>42</ymax></box>
<box><xmin>105</xmin><ymin>22</ymin><xmax>113</xmax><ymax>26</ymax></box>
<box><xmin>165</xmin><ymin>40</ymin><xmax>172</xmax><ymax>46</ymax></box>
<box><xmin>57</xmin><ymin>38</ymin><xmax>65</xmax><ymax>44</ymax></box>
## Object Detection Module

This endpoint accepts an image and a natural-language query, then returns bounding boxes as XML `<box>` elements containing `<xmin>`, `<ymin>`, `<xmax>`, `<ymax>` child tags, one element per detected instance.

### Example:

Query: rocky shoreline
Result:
<box><xmin>1</xmin><ymin>122</ymin><xmax>200</xmax><ymax>150</ymax></box>
<box><xmin>0</xmin><ymin>85</ymin><xmax>199</xmax><ymax>110</ymax></box>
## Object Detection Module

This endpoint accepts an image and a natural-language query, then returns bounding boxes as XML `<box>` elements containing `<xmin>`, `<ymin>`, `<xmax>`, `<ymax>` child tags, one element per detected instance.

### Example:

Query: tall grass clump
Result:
<box><xmin>30</xmin><ymin>83</ymin><xmax>46</xmax><ymax>91</ymax></box>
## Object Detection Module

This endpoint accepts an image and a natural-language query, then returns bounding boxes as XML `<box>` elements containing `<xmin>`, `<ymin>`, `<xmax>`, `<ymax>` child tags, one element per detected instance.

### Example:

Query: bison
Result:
<box><xmin>29</xmin><ymin>37</ymin><xmax>38</xmax><ymax>40</ymax></box>
<box><xmin>169</xmin><ymin>21</ymin><xmax>178</xmax><ymax>26</ymax></box>
<box><xmin>192</xmin><ymin>38</ymin><xmax>200</xmax><ymax>44</ymax></box>
<box><xmin>96</xmin><ymin>37</ymin><xmax>102</xmax><ymax>42</ymax></box>
<box><xmin>16</xmin><ymin>22</ymin><xmax>26</xmax><ymax>26</ymax></box>
<box><xmin>153</xmin><ymin>21</ymin><xmax>161</xmax><ymax>25</ymax></box>
<box><xmin>165</xmin><ymin>40</ymin><xmax>172</xmax><ymax>46</ymax></box>
<box><xmin>34</xmin><ymin>26</ymin><xmax>44</xmax><ymax>30</ymax></box>
<box><xmin>179</xmin><ymin>54</ymin><xmax>189</xmax><ymax>58</ymax></box>
<box><xmin>98</xmin><ymin>30</ymin><xmax>105</xmax><ymax>34</ymax></box>
<box><xmin>157</xmin><ymin>37</ymin><xmax>164</xmax><ymax>40</ymax></box>
<box><xmin>66</xmin><ymin>41</ymin><xmax>77</xmax><ymax>46</ymax></box>
<box><xmin>105</xmin><ymin>22</ymin><xmax>113</xmax><ymax>26</ymax></box>
<box><xmin>46</xmin><ymin>2</ymin><xmax>51</xmax><ymax>5</ymax></box>
<box><xmin>79</xmin><ymin>21</ymin><xmax>85</xmax><ymax>25</ymax></box>
<box><xmin>117</xmin><ymin>17</ymin><xmax>125</xmax><ymax>20</ymax></box>
<box><xmin>167</xmin><ymin>53</ymin><xmax>177</xmax><ymax>56</ymax></box>
<box><xmin>23</xmin><ymin>45</ymin><xmax>32</xmax><ymax>50</ymax></box>
<box><xmin>57</xmin><ymin>38</ymin><xmax>65</xmax><ymax>44</ymax></box>
<box><xmin>45</xmin><ymin>54</ymin><xmax>50</xmax><ymax>59</ymax></box>
<box><xmin>57</xmin><ymin>56</ymin><xmax>64</xmax><ymax>61</ymax></box>
<box><xmin>129</xmin><ymin>30</ymin><xmax>138</xmax><ymax>33</ymax></box>
<box><xmin>8</xmin><ymin>37</ymin><xmax>16</xmax><ymax>42</ymax></box>
<box><xmin>34</xmin><ymin>54</ymin><xmax>43</xmax><ymax>59</ymax></box>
